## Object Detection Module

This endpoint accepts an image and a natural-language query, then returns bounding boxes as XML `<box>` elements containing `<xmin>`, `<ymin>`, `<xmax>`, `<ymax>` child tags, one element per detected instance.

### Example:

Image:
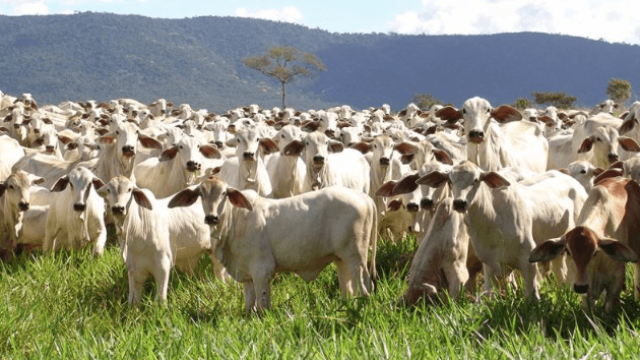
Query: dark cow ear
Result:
<box><xmin>578</xmin><ymin>137</ymin><xmax>594</xmax><ymax>153</ymax></box>
<box><xmin>480</xmin><ymin>172</ymin><xmax>511</xmax><ymax>188</ymax></box>
<box><xmin>58</xmin><ymin>135</ymin><xmax>73</xmax><ymax>145</ymax></box>
<box><xmin>51</xmin><ymin>176</ymin><xmax>70</xmax><ymax>192</ymax></box>
<box><xmin>619</xmin><ymin>118</ymin><xmax>638</xmax><ymax>135</ymax></box>
<box><xmin>618</xmin><ymin>137</ymin><xmax>640</xmax><ymax>152</ymax></box>
<box><xmin>133</xmin><ymin>189</ymin><xmax>153</xmax><ymax>210</ymax></box>
<box><xmin>375</xmin><ymin>180</ymin><xmax>397</xmax><ymax>197</ymax></box>
<box><xmin>301</xmin><ymin>121</ymin><xmax>320</xmax><ymax>132</ymax></box>
<box><xmin>259</xmin><ymin>138</ymin><xmax>279</xmax><ymax>155</ymax></box>
<box><xmin>98</xmin><ymin>134</ymin><xmax>116</xmax><ymax>144</ymax></box>
<box><xmin>394</xmin><ymin>142</ymin><xmax>418</xmax><ymax>155</ymax></box>
<box><xmin>139</xmin><ymin>134</ymin><xmax>163</xmax><ymax>150</ymax></box>
<box><xmin>529</xmin><ymin>238</ymin><xmax>566</xmax><ymax>262</ymax></box>
<box><xmin>401</xmin><ymin>154</ymin><xmax>414</xmax><ymax>165</ymax></box>
<box><xmin>200</xmin><ymin>145</ymin><xmax>221</xmax><ymax>159</ymax></box>
<box><xmin>387</xmin><ymin>199</ymin><xmax>404</xmax><ymax>212</ymax></box>
<box><xmin>432</xmin><ymin>149</ymin><xmax>453</xmax><ymax>165</ymax></box>
<box><xmin>328</xmin><ymin>140</ymin><xmax>344</xmax><ymax>153</ymax></box>
<box><xmin>416</xmin><ymin>171</ymin><xmax>449</xmax><ymax>188</ymax></box>
<box><xmin>283</xmin><ymin>140</ymin><xmax>305</xmax><ymax>156</ymax></box>
<box><xmin>92</xmin><ymin>178</ymin><xmax>106</xmax><ymax>190</ymax></box>
<box><xmin>227</xmin><ymin>188</ymin><xmax>253</xmax><ymax>211</ymax></box>
<box><xmin>599</xmin><ymin>238</ymin><xmax>639</xmax><ymax>262</ymax></box>
<box><xmin>594</xmin><ymin>168</ymin><xmax>623</xmax><ymax>184</ymax></box>
<box><xmin>66</xmin><ymin>142</ymin><xmax>79</xmax><ymax>151</ymax></box>
<box><xmin>392</xmin><ymin>173</ymin><xmax>420</xmax><ymax>195</ymax></box>
<box><xmin>168</xmin><ymin>188</ymin><xmax>201</xmax><ymax>208</ymax></box>
<box><xmin>609</xmin><ymin>161</ymin><xmax>623</xmax><ymax>170</ymax></box>
<box><xmin>592</xmin><ymin>168</ymin><xmax>605</xmax><ymax>176</ymax></box>
<box><xmin>435</xmin><ymin>106</ymin><xmax>462</xmax><ymax>122</ymax></box>
<box><xmin>350</xmin><ymin>142</ymin><xmax>371</xmax><ymax>154</ymax></box>
<box><xmin>491</xmin><ymin>105</ymin><xmax>522</xmax><ymax>123</ymax></box>
<box><xmin>160</xmin><ymin>146</ymin><xmax>179</xmax><ymax>162</ymax></box>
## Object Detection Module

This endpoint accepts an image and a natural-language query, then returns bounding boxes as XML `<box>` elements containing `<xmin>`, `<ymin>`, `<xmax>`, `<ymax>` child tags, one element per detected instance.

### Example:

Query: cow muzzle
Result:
<box><xmin>73</xmin><ymin>203</ymin><xmax>86</xmax><ymax>211</ymax></box>
<box><xmin>468</xmin><ymin>130</ymin><xmax>485</xmax><ymax>144</ymax></box>
<box><xmin>111</xmin><ymin>206</ymin><xmax>125</xmax><ymax>216</ymax></box>
<box><xmin>452</xmin><ymin>199</ymin><xmax>468</xmax><ymax>212</ymax></box>
<box><xmin>204</xmin><ymin>215</ymin><xmax>220</xmax><ymax>225</ymax></box>
<box><xmin>186</xmin><ymin>161</ymin><xmax>201</xmax><ymax>172</ymax></box>
<box><xmin>421</xmin><ymin>198</ymin><xmax>434</xmax><ymax>211</ymax></box>
<box><xmin>18</xmin><ymin>202</ymin><xmax>30</xmax><ymax>211</ymax></box>
<box><xmin>122</xmin><ymin>146</ymin><xmax>135</xmax><ymax>158</ymax></box>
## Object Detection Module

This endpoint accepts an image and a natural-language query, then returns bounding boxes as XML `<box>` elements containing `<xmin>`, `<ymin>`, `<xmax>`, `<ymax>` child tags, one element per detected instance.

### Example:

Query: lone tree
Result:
<box><xmin>242</xmin><ymin>46</ymin><xmax>326</xmax><ymax>109</ymax></box>
<box><xmin>532</xmin><ymin>91</ymin><xmax>577</xmax><ymax>109</ymax></box>
<box><xmin>412</xmin><ymin>93</ymin><xmax>443</xmax><ymax>110</ymax></box>
<box><xmin>606</xmin><ymin>78</ymin><xmax>632</xmax><ymax>104</ymax></box>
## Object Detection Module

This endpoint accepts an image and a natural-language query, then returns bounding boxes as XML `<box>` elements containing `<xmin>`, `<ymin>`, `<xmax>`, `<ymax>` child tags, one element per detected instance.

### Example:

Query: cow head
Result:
<box><xmin>51</xmin><ymin>167</ymin><xmax>104</xmax><ymax>214</ymax></box>
<box><xmin>97</xmin><ymin>176</ymin><xmax>152</xmax><ymax>218</ymax></box>
<box><xmin>0</xmin><ymin>170</ymin><xmax>45</xmax><ymax>212</ymax></box>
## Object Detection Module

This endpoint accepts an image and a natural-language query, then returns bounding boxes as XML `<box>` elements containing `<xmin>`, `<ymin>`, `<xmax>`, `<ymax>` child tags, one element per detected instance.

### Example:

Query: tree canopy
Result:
<box><xmin>243</xmin><ymin>46</ymin><xmax>326</xmax><ymax>108</ymax></box>
<box><xmin>606</xmin><ymin>78</ymin><xmax>632</xmax><ymax>104</ymax></box>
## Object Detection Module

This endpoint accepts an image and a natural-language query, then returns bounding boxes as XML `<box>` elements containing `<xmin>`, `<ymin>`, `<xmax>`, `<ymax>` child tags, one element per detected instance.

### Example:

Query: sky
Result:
<box><xmin>1</xmin><ymin>0</ymin><xmax>639</xmax><ymax>45</ymax></box>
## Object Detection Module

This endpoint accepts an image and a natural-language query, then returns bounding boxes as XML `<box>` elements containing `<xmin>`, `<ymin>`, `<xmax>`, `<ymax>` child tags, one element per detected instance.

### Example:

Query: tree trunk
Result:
<box><xmin>281</xmin><ymin>81</ymin><xmax>286</xmax><ymax>109</ymax></box>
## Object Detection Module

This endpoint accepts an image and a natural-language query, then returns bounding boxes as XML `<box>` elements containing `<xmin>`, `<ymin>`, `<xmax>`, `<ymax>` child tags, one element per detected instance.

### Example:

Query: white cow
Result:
<box><xmin>97</xmin><ymin>176</ymin><xmax>227</xmax><ymax>304</ymax></box>
<box><xmin>284</xmin><ymin>132</ymin><xmax>370</xmax><ymax>194</ymax></box>
<box><xmin>44</xmin><ymin>167</ymin><xmax>107</xmax><ymax>256</ymax></box>
<box><xmin>266</xmin><ymin>125</ymin><xmax>306</xmax><ymax>198</ymax></box>
<box><xmin>168</xmin><ymin>177</ymin><xmax>377</xmax><ymax>312</ymax></box>
<box><xmin>0</xmin><ymin>135</ymin><xmax>26</xmax><ymax>180</ymax></box>
<box><xmin>436</xmin><ymin>97</ymin><xmax>548</xmax><ymax>173</ymax></box>
<box><xmin>418</xmin><ymin>161</ymin><xmax>587</xmax><ymax>298</ymax></box>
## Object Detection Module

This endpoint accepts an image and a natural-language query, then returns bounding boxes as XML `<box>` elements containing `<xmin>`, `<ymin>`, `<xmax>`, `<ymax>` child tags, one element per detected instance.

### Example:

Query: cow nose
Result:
<box><xmin>122</xmin><ymin>145</ymin><xmax>135</xmax><ymax>154</ymax></box>
<box><xmin>379</xmin><ymin>157</ymin><xmax>390</xmax><ymax>166</ymax></box>
<box><xmin>529</xmin><ymin>116</ymin><xmax>537</xmax><ymax>122</ymax></box>
<box><xmin>243</xmin><ymin>152</ymin><xmax>255</xmax><ymax>160</ymax></box>
<box><xmin>469</xmin><ymin>130</ymin><xmax>484</xmax><ymax>141</ymax></box>
<box><xmin>214</xmin><ymin>141</ymin><xmax>224</xmax><ymax>149</ymax></box>
<box><xmin>313</xmin><ymin>155</ymin><xmax>325</xmax><ymax>164</ymax></box>
<box><xmin>406</xmin><ymin>203</ymin><xmax>419</xmax><ymax>212</ymax></box>
<box><xmin>186</xmin><ymin>161</ymin><xmax>201</xmax><ymax>172</ymax></box>
<box><xmin>324</xmin><ymin>129</ymin><xmax>335</xmax><ymax>138</ymax></box>
<box><xmin>45</xmin><ymin>145</ymin><xmax>55</xmax><ymax>152</ymax></box>
<box><xmin>204</xmin><ymin>215</ymin><xmax>219</xmax><ymax>225</ymax></box>
<box><xmin>18</xmin><ymin>202</ymin><xmax>29</xmax><ymax>211</ymax></box>
<box><xmin>421</xmin><ymin>198</ymin><xmax>434</xmax><ymax>210</ymax></box>
<box><xmin>452</xmin><ymin>199</ymin><xmax>467</xmax><ymax>212</ymax></box>
<box><xmin>574</xmin><ymin>284</ymin><xmax>588</xmax><ymax>294</ymax></box>
<box><xmin>34</xmin><ymin>129</ymin><xmax>40</xmax><ymax>134</ymax></box>
<box><xmin>608</xmin><ymin>153</ymin><xmax>619</xmax><ymax>163</ymax></box>
<box><xmin>73</xmin><ymin>204</ymin><xmax>86</xmax><ymax>211</ymax></box>
<box><xmin>13</xmin><ymin>123</ymin><xmax>20</xmax><ymax>129</ymax></box>
<box><xmin>111</xmin><ymin>206</ymin><xmax>125</xmax><ymax>215</ymax></box>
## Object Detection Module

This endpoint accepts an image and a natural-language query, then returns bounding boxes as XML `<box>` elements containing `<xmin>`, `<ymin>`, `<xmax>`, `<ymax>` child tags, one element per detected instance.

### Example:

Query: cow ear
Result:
<box><xmin>558</xmin><ymin>168</ymin><xmax>568</xmax><ymax>174</ymax></box>
<box><xmin>529</xmin><ymin>238</ymin><xmax>566</xmax><ymax>263</ymax></box>
<box><xmin>435</xmin><ymin>107</ymin><xmax>462</xmax><ymax>122</ymax></box>
<box><xmin>132</xmin><ymin>188</ymin><xmax>153</xmax><ymax>210</ymax></box>
<box><xmin>393</xmin><ymin>173</ymin><xmax>420</xmax><ymax>195</ymax></box>
<box><xmin>618</xmin><ymin>137</ymin><xmax>640</xmax><ymax>152</ymax></box>
<box><xmin>87</xmin><ymin>178</ymin><xmax>104</xmax><ymax>191</ymax></box>
<box><xmin>480</xmin><ymin>172</ymin><xmax>511</xmax><ymax>188</ymax></box>
<box><xmin>34</xmin><ymin>137</ymin><xmax>44</xmax><ymax>146</ymax></box>
<box><xmin>350</xmin><ymin>142</ymin><xmax>371</xmax><ymax>154</ymax></box>
<box><xmin>96</xmin><ymin>185</ymin><xmax>109</xmax><ymax>198</ymax></box>
<box><xmin>619</xmin><ymin>117</ymin><xmax>637</xmax><ymax>136</ymax></box>
<box><xmin>387</xmin><ymin>199</ymin><xmax>403</xmax><ymax>212</ymax></box>
<box><xmin>66</xmin><ymin>142</ymin><xmax>79</xmax><ymax>151</ymax></box>
<box><xmin>58</xmin><ymin>135</ymin><xmax>73</xmax><ymax>145</ymax></box>
<box><xmin>609</xmin><ymin>161</ymin><xmax>623</xmax><ymax>170</ymax></box>
<box><xmin>139</xmin><ymin>134</ymin><xmax>163</xmax><ymax>150</ymax></box>
<box><xmin>416</xmin><ymin>171</ymin><xmax>449</xmax><ymax>188</ymax></box>
<box><xmin>401</xmin><ymin>154</ymin><xmax>415</xmax><ymax>165</ymax></box>
<box><xmin>301</xmin><ymin>121</ymin><xmax>320</xmax><ymax>132</ymax></box>
<box><xmin>200</xmin><ymin>145</ymin><xmax>221</xmax><ymax>159</ymax></box>
<box><xmin>0</xmin><ymin>184</ymin><xmax>5</xmax><ymax>197</ymax></box>
<box><xmin>283</xmin><ymin>140</ymin><xmax>305</xmax><ymax>156</ymax></box>
<box><xmin>594</xmin><ymin>168</ymin><xmax>623</xmax><ymax>184</ymax></box>
<box><xmin>491</xmin><ymin>105</ymin><xmax>522</xmax><ymax>123</ymax></box>
<box><xmin>328</xmin><ymin>140</ymin><xmax>344</xmax><ymax>153</ymax></box>
<box><xmin>599</xmin><ymin>238</ymin><xmax>639</xmax><ymax>263</ymax></box>
<box><xmin>159</xmin><ymin>146</ymin><xmax>179</xmax><ymax>162</ymax></box>
<box><xmin>51</xmin><ymin>176</ymin><xmax>70</xmax><ymax>192</ymax></box>
<box><xmin>168</xmin><ymin>188</ymin><xmax>201</xmax><ymax>208</ymax></box>
<box><xmin>96</xmin><ymin>128</ymin><xmax>109</xmax><ymax>136</ymax></box>
<box><xmin>98</xmin><ymin>134</ymin><xmax>116</xmax><ymax>144</ymax></box>
<box><xmin>375</xmin><ymin>180</ymin><xmax>397</xmax><ymax>197</ymax></box>
<box><xmin>394</xmin><ymin>142</ymin><xmax>418</xmax><ymax>155</ymax></box>
<box><xmin>592</xmin><ymin>167</ymin><xmax>605</xmax><ymax>177</ymax></box>
<box><xmin>259</xmin><ymin>138</ymin><xmax>279</xmax><ymax>155</ymax></box>
<box><xmin>432</xmin><ymin>149</ymin><xmax>453</xmax><ymax>165</ymax></box>
<box><xmin>227</xmin><ymin>188</ymin><xmax>253</xmax><ymax>211</ymax></box>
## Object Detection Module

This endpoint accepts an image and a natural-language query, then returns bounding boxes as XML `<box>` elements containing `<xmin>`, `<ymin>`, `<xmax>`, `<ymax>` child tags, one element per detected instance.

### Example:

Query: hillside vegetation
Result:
<box><xmin>0</xmin><ymin>13</ymin><xmax>639</xmax><ymax>112</ymax></box>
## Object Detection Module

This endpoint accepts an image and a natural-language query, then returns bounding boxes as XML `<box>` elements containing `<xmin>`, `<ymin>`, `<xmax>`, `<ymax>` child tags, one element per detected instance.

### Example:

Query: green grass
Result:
<box><xmin>1</xmin><ymin>235</ymin><xmax>639</xmax><ymax>359</ymax></box>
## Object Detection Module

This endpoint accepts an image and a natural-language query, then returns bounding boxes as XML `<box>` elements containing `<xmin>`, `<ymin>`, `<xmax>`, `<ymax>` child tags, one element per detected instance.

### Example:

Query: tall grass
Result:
<box><xmin>0</xmin><ymin>235</ymin><xmax>638</xmax><ymax>359</ymax></box>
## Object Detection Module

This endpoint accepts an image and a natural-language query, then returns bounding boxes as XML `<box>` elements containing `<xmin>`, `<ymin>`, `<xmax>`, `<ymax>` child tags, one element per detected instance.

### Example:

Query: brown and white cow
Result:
<box><xmin>530</xmin><ymin>176</ymin><xmax>640</xmax><ymax>312</ymax></box>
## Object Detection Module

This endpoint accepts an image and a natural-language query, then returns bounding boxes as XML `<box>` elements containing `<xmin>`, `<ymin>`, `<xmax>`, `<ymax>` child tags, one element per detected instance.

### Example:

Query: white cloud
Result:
<box><xmin>387</xmin><ymin>0</ymin><xmax>640</xmax><ymax>45</ymax></box>
<box><xmin>10</xmin><ymin>0</ymin><xmax>48</xmax><ymax>15</ymax></box>
<box><xmin>235</xmin><ymin>6</ymin><xmax>303</xmax><ymax>24</ymax></box>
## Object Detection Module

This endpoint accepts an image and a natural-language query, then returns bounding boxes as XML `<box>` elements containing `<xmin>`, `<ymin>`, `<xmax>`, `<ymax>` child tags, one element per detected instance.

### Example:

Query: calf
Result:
<box><xmin>168</xmin><ymin>177</ymin><xmax>377</xmax><ymax>312</ymax></box>
<box><xmin>530</xmin><ymin>177</ymin><xmax>640</xmax><ymax>312</ymax></box>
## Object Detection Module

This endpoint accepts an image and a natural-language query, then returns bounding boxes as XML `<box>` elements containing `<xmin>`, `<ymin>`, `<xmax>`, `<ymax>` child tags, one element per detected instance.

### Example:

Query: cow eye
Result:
<box><xmin>8</xmin><ymin>185</ymin><xmax>14</xmax><ymax>189</ymax></box>
<box><xmin>281</xmin><ymin>134</ymin><xmax>285</xmax><ymax>138</ymax></box>
<box><xmin>486</xmin><ymin>108</ymin><xmax>491</xmax><ymax>113</ymax></box>
<box><xmin>473</xmin><ymin>179</ymin><xmax>479</xmax><ymax>185</ymax></box>
<box><xmin>128</xmin><ymin>188</ymin><xmax>132</xmax><ymax>193</ymax></box>
<box><xmin>596</xmin><ymin>137</ymin><xmax>601</xmax><ymax>142</ymax></box>
<box><xmin>180</xmin><ymin>145</ymin><xmax>183</xmax><ymax>149</ymax></box>
<box><xmin>306</xmin><ymin>142</ymin><xmax>309</xmax><ymax>146</ymax></box>
<box><xmin>462</xmin><ymin>109</ymin><xmax>466</xmax><ymax>114</ymax></box>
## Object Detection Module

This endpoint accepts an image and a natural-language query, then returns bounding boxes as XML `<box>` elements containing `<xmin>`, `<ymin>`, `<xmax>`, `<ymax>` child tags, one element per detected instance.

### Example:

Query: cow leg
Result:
<box><xmin>253</xmin><ymin>276</ymin><xmax>271</xmax><ymax>311</ymax></box>
<box><xmin>482</xmin><ymin>263</ymin><xmax>499</xmax><ymax>295</ymax></box>
<box><xmin>244</xmin><ymin>282</ymin><xmax>256</xmax><ymax>313</ymax></box>
<box><xmin>91</xmin><ymin>225</ymin><xmax>107</xmax><ymax>258</ymax></box>
<box><xmin>128</xmin><ymin>270</ymin><xmax>145</xmax><ymax>305</ymax></box>
<box><xmin>446</xmin><ymin>265</ymin><xmax>469</xmax><ymax>301</ymax></box>
<box><xmin>154</xmin><ymin>255</ymin><xmax>172</xmax><ymax>304</ymax></box>
<box><xmin>521</xmin><ymin>262</ymin><xmax>540</xmax><ymax>300</ymax></box>
<box><xmin>335</xmin><ymin>260</ymin><xmax>349</xmax><ymax>299</ymax></box>
<box><xmin>211</xmin><ymin>255</ymin><xmax>229</xmax><ymax>284</ymax></box>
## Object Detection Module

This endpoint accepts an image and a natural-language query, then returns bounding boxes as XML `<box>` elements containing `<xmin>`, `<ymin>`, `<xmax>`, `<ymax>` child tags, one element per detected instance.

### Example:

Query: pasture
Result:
<box><xmin>1</xmin><ymin>234</ymin><xmax>638</xmax><ymax>359</ymax></box>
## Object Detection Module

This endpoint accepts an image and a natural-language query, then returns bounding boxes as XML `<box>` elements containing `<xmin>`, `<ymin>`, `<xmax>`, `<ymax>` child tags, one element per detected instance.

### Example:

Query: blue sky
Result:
<box><xmin>2</xmin><ymin>0</ymin><xmax>639</xmax><ymax>45</ymax></box>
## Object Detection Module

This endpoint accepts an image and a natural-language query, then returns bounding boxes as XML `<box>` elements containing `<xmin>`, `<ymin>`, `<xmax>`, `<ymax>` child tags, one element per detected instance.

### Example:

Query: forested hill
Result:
<box><xmin>0</xmin><ymin>12</ymin><xmax>639</xmax><ymax>112</ymax></box>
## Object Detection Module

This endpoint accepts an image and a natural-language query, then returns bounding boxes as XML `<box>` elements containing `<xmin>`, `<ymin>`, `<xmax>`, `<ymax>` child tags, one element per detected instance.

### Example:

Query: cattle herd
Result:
<box><xmin>1</xmin><ymin>90</ymin><xmax>639</xmax><ymax>313</ymax></box>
